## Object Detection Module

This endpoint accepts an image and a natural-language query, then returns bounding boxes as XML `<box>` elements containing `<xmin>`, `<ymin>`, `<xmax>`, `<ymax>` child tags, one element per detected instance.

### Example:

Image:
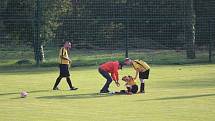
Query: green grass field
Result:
<box><xmin>0</xmin><ymin>64</ymin><xmax>215</xmax><ymax>121</ymax></box>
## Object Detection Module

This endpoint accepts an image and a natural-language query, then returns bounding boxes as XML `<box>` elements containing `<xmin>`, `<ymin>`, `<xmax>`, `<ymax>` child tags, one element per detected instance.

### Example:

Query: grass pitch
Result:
<box><xmin>0</xmin><ymin>64</ymin><xmax>215</xmax><ymax>121</ymax></box>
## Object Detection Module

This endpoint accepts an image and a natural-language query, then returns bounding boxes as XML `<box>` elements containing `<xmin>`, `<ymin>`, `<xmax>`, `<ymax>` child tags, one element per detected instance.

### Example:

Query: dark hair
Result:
<box><xmin>119</xmin><ymin>62</ymin><xmax>124</xmax><ymax>69</ymax></box>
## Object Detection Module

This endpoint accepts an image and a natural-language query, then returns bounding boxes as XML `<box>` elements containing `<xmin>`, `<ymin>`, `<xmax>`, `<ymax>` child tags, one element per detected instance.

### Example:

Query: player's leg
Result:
<box><xmin>66</xmin><ymin>77</ymin><xmax>78</xmax><ymax>90</ymax></box>
<box><xmin>98</xmin><ymin>68</ymin><xmax>112</xmax><ymax>93</ymax></box>
<box><xmin>61</xmin><ymin>64</ymin><xmax>78</xmax><ymax>90</ymax></box>
<box><xmin>131</xmin><ymin>85</ymin><xmax>138</xmax><ymax>94</ymax></box>
<box><xmin>53</xmin><ymin>64</ymin><xmax>63</xmax><ymax>90</ymax></box>
<box><xmin>100</xmin><ymin>74</ymin><xmax>112</xmax><ymax>93</ymax></box>
<box><xmin>53</xmin><ymin>76</ymin><xmax>63</xmax><ymax>90</ymax></box>
<box><xmin>139</xmin><ymin>72</ymin><xmax>144</xmax><ymax>93</ymax></box>
<box><xmin>115</xmin><ymin>90</ymin><xmax>127</xmax><ymax>94</ymax></box>
<box><xmin>139</xmin><ymin>80</ymin><xmax>145</xmax><ymax>93</ymax></box>
<box><xmin>139</xmin><ymin>70</ymin><xmax>150</xmax><ymax>93</ymax></box>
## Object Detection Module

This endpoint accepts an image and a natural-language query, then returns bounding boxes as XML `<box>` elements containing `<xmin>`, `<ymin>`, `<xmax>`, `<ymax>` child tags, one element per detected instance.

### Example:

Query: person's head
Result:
<box><xmin>124</xmin><ymin>58</ymin><xmax>132</xmax><ymax>65</ymax></box>
<box><xmin>122</xmin><ymin>76</ymin><xmax>129</xmax><ymax>82</ymax></box>
<box><xmin>122</xmin><ymin>75</ymin><xmax>133</xmax><ymax>82</ymax></box>
<box><xmin>127</xmin><ymin>76</ymin><xmax>133</xmax><ymax>80</ymax></box>
<box><xmin>118</xmin><ymin>62</ymin><xmax>124</xmax><ymax>69</ymax></box>
<box><xmin>64</xmin><ymin>41</ymin><xmax>72</xmax><ymax>49</ymax></box>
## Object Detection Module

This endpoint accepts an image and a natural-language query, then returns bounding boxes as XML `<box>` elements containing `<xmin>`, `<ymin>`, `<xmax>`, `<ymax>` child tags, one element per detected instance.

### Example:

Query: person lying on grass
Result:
<box><xmin>114</xmin><ymin>76</ymin><xmax>138</xmax><ymax>95</ymax></box>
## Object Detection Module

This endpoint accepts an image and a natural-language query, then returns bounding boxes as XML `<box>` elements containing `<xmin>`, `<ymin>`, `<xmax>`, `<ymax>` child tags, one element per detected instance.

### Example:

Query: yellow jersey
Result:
<box><xmin>58</xmin><ymin>47</ymin><xmax>70</xmax><ymax>64</ymax></box>
<box><xmin>132</xmin><ymin>60</ymin><xmax>150</xmax><ymax>72</ymax></box>
<box><xmin>126</xmin><ymin>78</ymin><xmax>136</xmax><ymax>86</ymax></box>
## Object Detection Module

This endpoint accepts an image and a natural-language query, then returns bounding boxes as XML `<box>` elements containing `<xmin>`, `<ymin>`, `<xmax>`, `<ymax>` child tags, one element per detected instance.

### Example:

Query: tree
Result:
<box><xmin>34</xmin><ymin>0</ymin><xmax>72</xmax><ymax>65</ymax></box>
<box><xmin>185</xmin><ymin>0</ymin><xmax>196</xmax><ymax>59</ymax></box>
<box><xmin>194</xmin><ymin>0</ymin><xmax>215</xmax><ymax>46</ymax></box>
<box><xmin>1</xmin><ymin>0</ymin><xmax>34</xmax><ymax>47</ymax></box>
<box><xmin>1</xmin><ymin>0</ymin><xmax>72</xmax><ymax>65</ymax></box>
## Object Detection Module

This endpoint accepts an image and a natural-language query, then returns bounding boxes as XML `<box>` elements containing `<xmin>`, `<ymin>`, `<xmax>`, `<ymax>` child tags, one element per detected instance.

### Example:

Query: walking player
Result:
<box><xmin>53</xmin><ymin>41</ymin><xmax>78</xmax><ymax>90</ymax></box>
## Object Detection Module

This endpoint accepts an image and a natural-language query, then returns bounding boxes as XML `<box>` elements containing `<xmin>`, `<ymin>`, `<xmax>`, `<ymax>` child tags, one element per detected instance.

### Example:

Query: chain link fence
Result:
<box><xmin>0</xmin><ymin>0</ymin><xmax>214</xmax><ymax>67</ymax></box>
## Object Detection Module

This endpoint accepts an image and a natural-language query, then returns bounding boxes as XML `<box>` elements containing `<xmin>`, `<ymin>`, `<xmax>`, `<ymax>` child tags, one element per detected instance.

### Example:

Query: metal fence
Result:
<box><xmin>0</xmin><ymin>0</ymin><xmax>214</xmax><ymax>67</ymax></box>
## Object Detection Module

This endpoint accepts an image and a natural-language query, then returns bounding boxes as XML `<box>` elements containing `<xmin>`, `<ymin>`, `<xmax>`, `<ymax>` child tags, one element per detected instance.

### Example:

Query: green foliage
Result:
<box><xmin>0</xmin><ymin>0</ymin><xmax>214</xmax><ymax>63</ymax></box>
<box><xmin>194</xmin><ymin>0</ymin><xmax>215</xmax><ymax>45</ymax></box>
<box><xmin>1</xmin><ymin>0</ymin><xmax>34</xmax><ymax>46</ymax></box>
<box><xmin>1</xmin><ymin>0</ymin><xmax>214</xmax><ymax>47</ymax></box>
<box><xmin>40</xmin><ymin>0</ymin><xmax>72</xmax><ymax>45</ymax></box>
<box><xmin>1</xmin><ymin>0</ymin><xmax>72</xmax><ymax>47</ymax></box>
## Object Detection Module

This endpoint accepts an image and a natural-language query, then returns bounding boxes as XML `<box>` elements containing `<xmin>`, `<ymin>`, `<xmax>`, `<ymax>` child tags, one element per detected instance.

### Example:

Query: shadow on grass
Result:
<box><xmin>137</xmin><ymin>93</ymin><xmax>215</xmax><ymax>102</ymax></box>
<box><xmin>0</xmin><ymin>90</ymin><xmax>50</xmax><ymax>96</ymax></box>
<box><xmin>36</xmin><ymin>93</ymin><xmax>113</xmax><ymax>100</ymax></box>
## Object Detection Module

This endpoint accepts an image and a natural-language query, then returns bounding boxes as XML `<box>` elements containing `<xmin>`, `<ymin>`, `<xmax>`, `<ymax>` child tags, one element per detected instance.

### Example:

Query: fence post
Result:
<box><xmin>209</xmin><ymin>19</ymin><xmax>213</xmax><ymax>62</ymax></box>
<box><xmin>125</xmin><ymin>1</ymin><xmax>129</xmax><ymax>58</ymax></box>
<box><xmin>125</xmin><ymin>18</ymin><xmax>128</xmax><ymax>58</ymax></box>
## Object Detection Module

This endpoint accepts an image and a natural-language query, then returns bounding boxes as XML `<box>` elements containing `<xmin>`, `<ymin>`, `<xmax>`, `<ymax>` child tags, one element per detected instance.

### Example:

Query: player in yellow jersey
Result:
<box><xmin>122</xmin><ymin>76</ymin><xmax>138</xmax><ymax>94</ymax></box>
<box><xmin>113</xmin><ymin>75</ymin><xmax>138</xmax><ymax>95</ymax></box>
<box><xmin>53</xmin><ymin>41</ymin><xmax>78</xmax><ymax>90</ymax></box>
<box><xmin>124</xmin><ymin>58</ymin><xmax>150</xmax><ymax>93</ymax></box>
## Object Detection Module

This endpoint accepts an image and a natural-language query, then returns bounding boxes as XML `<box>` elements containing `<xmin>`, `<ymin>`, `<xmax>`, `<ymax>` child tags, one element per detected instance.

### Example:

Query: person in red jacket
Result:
<box><xmin>98</xmin><ymin>61</ymin><xmax>123</xmax><ymax>93</ymax></box>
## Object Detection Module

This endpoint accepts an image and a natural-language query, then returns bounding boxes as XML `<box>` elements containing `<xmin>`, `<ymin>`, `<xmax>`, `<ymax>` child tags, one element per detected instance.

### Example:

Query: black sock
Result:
<box><xmin>66</xmin><ymin>77</ymin><xmax>73</xmax><ymax>89</ymax></box>
<box><xmin>140</xmin><ymin>83</ymin><xmax>145</xmax><ymax>93</ymax></box>
<box><xmin>53</xmin><ymin>76</ymin><xmax>62</xmax><ymax>89</ymax></box>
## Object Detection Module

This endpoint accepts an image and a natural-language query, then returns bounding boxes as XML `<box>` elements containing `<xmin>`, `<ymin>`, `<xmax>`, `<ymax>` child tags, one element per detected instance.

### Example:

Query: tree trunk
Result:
<box><xmin>34</xmin><ymin>44</ymin><xmax>45</xmax><ymax>65</ymax></box>
<box><xmin>186</xmin><ymin>0</ymin><xmax>196</xmax><ymax>59</ymax></box>
<box><xmin>34</xmin><ymin>0</ymin><xmax>44</xmax><ymax>66</ymax></box>
<box><xmin>39</xmin><ymin>45</ymin><xmax>45</xmax><ymax>62</ymax></box>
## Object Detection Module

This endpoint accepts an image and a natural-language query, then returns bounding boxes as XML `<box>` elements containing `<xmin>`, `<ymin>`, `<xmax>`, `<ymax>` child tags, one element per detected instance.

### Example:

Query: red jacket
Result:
<box><xmin>100</xmin><ymin>61</ymin><xmax>120</xmax><ymax>81</ymax></box>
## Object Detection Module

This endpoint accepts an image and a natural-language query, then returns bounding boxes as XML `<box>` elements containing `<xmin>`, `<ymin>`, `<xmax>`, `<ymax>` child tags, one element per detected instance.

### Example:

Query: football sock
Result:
<box><xmin>53</xmin><ymin>77</ymin><xmax>62</xmax><ymax>89</ymax></box>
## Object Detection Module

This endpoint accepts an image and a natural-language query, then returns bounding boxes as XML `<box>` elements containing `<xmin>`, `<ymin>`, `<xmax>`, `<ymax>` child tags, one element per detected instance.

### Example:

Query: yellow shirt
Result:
<box><xmin>132</xmin><ymin>60</ymin><xmax>150</xmax><ymax>72</ymax></box>
<box><xmin>58</xmin><ymin>47</ymin><xmax>70</xmax><ymax>64</ymax></box>
<box><xmin>126</xmin><ymin>79</ymin><xmax>136</xmax><ymax>86</ymax></box>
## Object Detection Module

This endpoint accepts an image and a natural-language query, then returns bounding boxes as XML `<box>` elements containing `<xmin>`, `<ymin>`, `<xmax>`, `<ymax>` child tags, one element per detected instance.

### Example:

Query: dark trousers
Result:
<box><xmin>53</xmin><ymin>64</ymin><xmax>73</xmax><ymax>89</ymax></box>
<box><xmin>98</xmin><ymin>68</ymin><xmax>112</xmax><ymax>91</ymax></box>
<box><xmin>53</xmin><ymin>76</ymin><xmax>73</xmax><ymax>89</ymax></box>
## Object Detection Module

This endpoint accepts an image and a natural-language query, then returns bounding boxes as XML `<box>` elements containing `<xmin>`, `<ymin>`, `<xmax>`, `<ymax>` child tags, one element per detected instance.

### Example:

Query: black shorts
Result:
<box><xmin>139</xmin><ymin>69</ymin><xmax>150</xmax><ymax>79</ymax></box>
<box><xmin>131</xmin><ymin>85</ymin><xmax>138</xmax><ymax>94</ymax></box>
<box><xmin>59</xmin><ymin>64</ymin><xmax>70</xmax><ymax>77</ymax></box>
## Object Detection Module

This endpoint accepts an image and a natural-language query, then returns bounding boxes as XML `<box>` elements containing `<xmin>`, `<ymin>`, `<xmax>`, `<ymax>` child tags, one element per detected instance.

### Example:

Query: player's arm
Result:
<box><xmin>60</xmin><ymin>49</ymin><xmax>71</xmax><ymax>62</ymax></box>
<box><xmin>60</xmin><ymin>55</ymin><xmax>71</xmax><ymax>62</ymax></box>
<box><xmin>114</xmin><ymin>72</ymin><xmax>120</xmax><ymax>87</ymax></box>
<box><xmin>113</xmin><ymin>63</ymin><xmax>121</xmax><ymax>87</ymax></box>
<box><xmin>111</xmin><ymin>72</ymin><xmax>120</xmax><ymax>87</ymax></box>
<box><xmin>133</xmin><ymin>70</ymin><xmax>138</xmax><ymax>80</ymax></box>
